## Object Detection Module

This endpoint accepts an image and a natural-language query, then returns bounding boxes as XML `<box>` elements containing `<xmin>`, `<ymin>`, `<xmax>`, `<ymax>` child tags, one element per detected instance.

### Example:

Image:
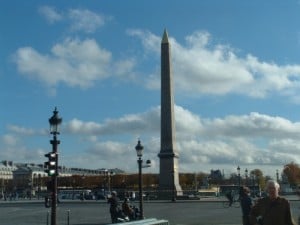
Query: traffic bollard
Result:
<box><xmin>67</xmin><ymin>209</ymin><xmax>70</xmax><ymax>225</ymax></box>
<box><xmin>46</xmin><ymin>210</ymin><xmax>49</xmax><ymax>225</ymax></box>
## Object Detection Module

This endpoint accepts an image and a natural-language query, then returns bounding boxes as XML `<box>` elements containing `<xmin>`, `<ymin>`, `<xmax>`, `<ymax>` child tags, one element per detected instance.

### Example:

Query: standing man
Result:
<box><xmin>225</xmin><ymin>189</ymin><xmax>234</xmax><ymax>206</ymax></box>
<box><xmin>250</xmin><ymin>180</ymin><xmax>295</xmax><ymax>225</ymax></box>
<box><xmin>240</xmin><ymin>186</ymin><xmax>252</xmax><ymax>225</ymax></box>
<box><xmin>108</xmin><ymin>191</ymin><xmax>120</xmax><ymax>223</ymax></box>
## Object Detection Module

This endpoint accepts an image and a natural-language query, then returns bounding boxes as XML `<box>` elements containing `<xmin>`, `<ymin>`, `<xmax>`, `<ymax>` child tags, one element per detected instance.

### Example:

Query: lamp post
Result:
<box><xmin>135</xmin><ymin>140</ymin><xmax>144</xmax><ymax>220</ymax></box>
<box><xmin>245</xmin><ymin>168</ymin><xmax>248</xmax><ymax>185</ymax></box>
<box><xmin>237</xmin><ymin>166</ymin><xmax>241</xmax><ymax>188</ymax></box>
<box><xmin>172</xmin><ymin>170</ymin><xmax>176</xmax><ymax>202</ymax></box>
<box><xmin>104</xmin><ymin>170</ymin><xmax>114</xmax><ymax>193</ymax></box>
<box><xmin>48</xmin><ymin>107</ymin><xmax>62</xmax><ymax>225</ymax></box>
<box><xmin>251</xmin><ymin>174</ymin><xmax>255</xmax><ymax>186</ymax></box>
<box><xmin>276</xmin><ymin>169</ymin><xmax>279</xmax><ymax>183</ymax></box>
<box><xmin>38</xmin><ymin>174</ymin><xmax>41</xmax><ymax>200</ymax></box>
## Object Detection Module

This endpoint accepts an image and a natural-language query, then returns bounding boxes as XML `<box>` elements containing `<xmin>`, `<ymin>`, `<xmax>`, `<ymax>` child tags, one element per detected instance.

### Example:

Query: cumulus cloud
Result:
<box><xmin>2</xmin><ymin>134</ymin><xmax>18</xmax><ymax>146</ymax></box>
<box><xmin>14</xmin><ymin>37</ymin><xmax>137</xmax><ymax>92</ymax></box>
<box><xmin>15</xmin><ymin>38</ymin><xmax>111</xmax><ymax>89</ymax></box>
<box><xmin>38</xmin><ymin>6</ymin><xmax>62</xmax><ymax>24</ymax></box>
<box><xmin>3</xmin><ymin>104</ymin><xmax>300</xmax><ymax>173</ymax></box>
<box><xmin>68</xmin><ymin>9</ymin><xmax>106</xmax><ymax>33</ymax></box>
<box><xmin>10</xmin><ymin>24</ymin><xmax>300</xmax><ymax>173</ymax></box>
<box><xmin>65</xmin><ymin>105</ymin><xmax>298</xmax><ymax>144</ymax></box>
<box><xmin>64</xmin><ymin>107</ymin><xmax>160</xmax><ymax>135</ymax></box>
<box><xmin>0</xmin><ymin>133</ymin><xmax>47</xmax><ymax>163</ymax></box>
<box><xmin>203</xmin><ymin>112</ymin><xmax>300</xmax><ymax>139</ymax></box>
<box><xmin>65</xmin><ymin>119</ymin><xmax>102</xmax><ymax>134</ymax></box>
<box><xmin>16</xmin><ymin>26</ymin><xmax>300</xmax><ymax>102</ymax></box>
<box><xmin>129</xmin><ymin>30</ymin><xmax>300</xmax><ymax>100</ymax></box>
<box><xmin>39</xmin><ymin>6</ymin><xmax>108</xmax><ymax>33</ymax></box>
<box><xmin>269</xmin><ymin>139</ymin><xmax>300</xmax><ymax>154</ymax></box>
<box><xmin>7</xmin><ymin>124</ymin><xmax>46</xmax><ymax>136</ymax></box>
<box><xmin>57</xmin><ymin>105</ymin><xmax>300</xmax><ymax>172</ymax></box>
<box><xmin>0</xmin><ymin>146</ymin><xmax>45</xmax><ymax>163</ymax></box>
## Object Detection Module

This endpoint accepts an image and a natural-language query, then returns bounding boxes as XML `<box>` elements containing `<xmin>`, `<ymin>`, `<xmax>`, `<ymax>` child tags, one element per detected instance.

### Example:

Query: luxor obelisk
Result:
<box><xmin>158</xmin><ymin>29</ymin><xmax>182</xmax><ymax>198</ymax></box>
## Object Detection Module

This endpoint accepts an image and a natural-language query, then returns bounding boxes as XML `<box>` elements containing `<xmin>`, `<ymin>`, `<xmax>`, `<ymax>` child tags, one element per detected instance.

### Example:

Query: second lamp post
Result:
<box><xmin>237</xmin><ymin>166</ymin><xmax>241</xmax><ymax>188</ymax></box>
<box><xmin>135</xmin><ymin>140</ymin><xmax>144</xmax><ymax>220</ymax></box>
<box><xmin>49</xmin><ymin>107</ymin><xmax>62</xmax><ymax>225</ymax></box>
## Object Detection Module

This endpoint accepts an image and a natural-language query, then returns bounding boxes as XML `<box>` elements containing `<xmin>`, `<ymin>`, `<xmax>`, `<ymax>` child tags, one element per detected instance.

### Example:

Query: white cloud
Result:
<box><xmin>55</xmin><ymin>105</ymin><xmax>300</xmax><ymax>173</ymax></box>
<box><xmin>68</xmin><ymin>9</ymin><xmax>106</xmax><ymax>33</ymax></box>
<box><xmin>17</xmin><ymin>28</ymin><xmax>300</xmax><ymax>101</ymax></box>
<box><xmin>38</xmin><ymin>6</ymin><xmax>62</xmax><ymax>24</ymax></box>
<box><xmin>203</xmin><ymin>112</ymin><xmax>300</xmax><ymax>139</ymax></box>
<box><xmin>14</xmin><ymin>38</ymin><xmax>112</xmax><ymax>89</ymax></box>
<box><xmin>66</xmin><ymin>118</ymin><xmax>102</xmax><ymax>134</ymax></box>
<box><xmin>10</xmin><ymin>25</ymin><xmax>300</xmax><ymax>174</ymax></box>
<box><xmin>39</xmin><ymin>6</ymin><xmax>107</xmax><ymax>33</ymax></box>
<box><xmin>3</xmin><ymin>105</ymin><xmax>300</xmax><ymax>174</ymax></box>
<box><xmin>127</xmin><ymin>29</ymin><xmax>161</xmax><ymax>55</ymax></box>
<box><xmin>0</xmin><ymin>138</ymin><xmax>46</xmax><ymax>164</ymax></box>
<box><xmin>7</xmin><ymin>124</ymin><xmax>45</xmax><ymax>136</ymax></box>
<box><xmin>269</xmin><ymin>139</ymin><xmax>300</xmax><ymax>154</ymax></box>
<box><xmin>130</xmin><ymin>30</ymin><xmax>300</xmax><ymax>101</ymax></box>
<box><xmin>64</xmin><ymin>107</ymin><xmax>160</xmax><ymax>136</ymax></box>
<box><xmin>14</xmin><ymin>37</ymin><xmax>139</xmax><ymax>92</ymax></box>
<box><xmin>2</xmin><ymin>134</ymin><xmax>18</xmax><ymax>146</ymax></box>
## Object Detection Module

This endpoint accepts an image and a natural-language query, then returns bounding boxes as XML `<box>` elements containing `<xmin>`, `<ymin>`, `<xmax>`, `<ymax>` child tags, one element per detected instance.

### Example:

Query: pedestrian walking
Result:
<box><xmin>249</xmin><ymin>180</ymin><xmax>295</xmax><ymax>225</ymax></box>
<box><xmin>240</xmin><ymin>186</ymin><xmax>252</xmax><ymax>225</ymax></box>
<box><xmin>225</xmin><ymin>189</ymin><xmax>234</xmax><ymax>206</ymax></box>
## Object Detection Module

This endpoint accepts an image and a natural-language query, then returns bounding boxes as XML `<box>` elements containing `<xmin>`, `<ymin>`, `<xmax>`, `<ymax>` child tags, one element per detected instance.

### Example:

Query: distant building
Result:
<box><xmin>0</xmin><ymin>160</ymin><xmax>124</xmax><ymax>198</ymax></box>
<box><xmin>210</xmin><ymin>169</ymin><xmax>223</xmax><ymax>180</ymax></box>
<box><xmin>0</xmin><ymin>161</ymin><xmax>17</xmax><ymax>196</ymax></box>
<box><xmin>12</xmin><ymin>164</ymin><xmax>46</xmax><ymax>197</ymax></box>
<box><xmin>0</xmin><ymin>161</ymin><xmax>16</xmax><ymax>180</ymax></box>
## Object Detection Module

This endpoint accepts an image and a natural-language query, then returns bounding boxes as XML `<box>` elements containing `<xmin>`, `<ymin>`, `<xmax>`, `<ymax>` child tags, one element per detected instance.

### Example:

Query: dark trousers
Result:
<box><xmin>242</xmin><ymin>215</ymin><xmax>251</xmax><ymax>225</ymax></box>
<box><xmin>110</xmin><ymin>209</ymin><xmax>119</xmax><ymax>223</ymax></box>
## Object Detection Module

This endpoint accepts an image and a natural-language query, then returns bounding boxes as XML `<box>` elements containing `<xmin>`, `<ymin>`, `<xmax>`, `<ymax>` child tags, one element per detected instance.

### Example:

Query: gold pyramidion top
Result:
<box><xmin>162</xmin><ymin>29</ymin><xmax>169</xmax><ymax>44</ymax></box>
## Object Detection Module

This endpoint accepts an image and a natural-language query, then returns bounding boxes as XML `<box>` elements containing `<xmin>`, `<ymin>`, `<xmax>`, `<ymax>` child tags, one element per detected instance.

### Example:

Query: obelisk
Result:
<box><xmin>158</xmin><ymin>29</ymin><xmax>182</xmax><ymax>198</ymax></box>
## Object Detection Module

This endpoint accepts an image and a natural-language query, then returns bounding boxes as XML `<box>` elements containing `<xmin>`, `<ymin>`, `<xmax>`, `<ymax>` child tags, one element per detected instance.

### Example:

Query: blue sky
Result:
<box><xmin>1</xmin><ymin>0</ymin><xmax>300</xmax><ymax>178</ymax></box>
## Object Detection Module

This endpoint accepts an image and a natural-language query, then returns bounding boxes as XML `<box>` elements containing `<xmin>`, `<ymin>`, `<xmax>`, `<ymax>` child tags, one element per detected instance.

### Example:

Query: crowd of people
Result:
<box><xmin>107</xmin><ymin>180</ymin><xmax>296</xmax><ymax>224</ymax></box>
<box><xmin>239</xmin><ymin>180</ymin><xmax>295</xmax><ymax>225</ymax></box>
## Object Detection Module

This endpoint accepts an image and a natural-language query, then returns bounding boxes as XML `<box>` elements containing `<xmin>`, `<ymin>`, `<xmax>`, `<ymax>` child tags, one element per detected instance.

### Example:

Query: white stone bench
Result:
<box><xmin>107</xmin><ymin>218</ymin><xmax>169</xmax><ymax>225</ymax></box>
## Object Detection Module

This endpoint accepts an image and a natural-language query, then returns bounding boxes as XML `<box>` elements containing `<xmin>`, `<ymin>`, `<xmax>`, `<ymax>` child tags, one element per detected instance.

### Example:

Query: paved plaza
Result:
<box><xmin>0</xmin><ymin>198</ymin><xmax>300</xmax><ymax>225</ymax></box>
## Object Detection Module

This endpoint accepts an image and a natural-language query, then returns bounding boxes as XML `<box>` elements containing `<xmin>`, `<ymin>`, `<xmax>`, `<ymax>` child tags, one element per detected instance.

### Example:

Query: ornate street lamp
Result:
<box><xmin>251</xmin><ymin>174</ymin><xmax>255</xmax><ymax>186</ymax></box>
<box><xmin>135</xmin><ymin>140</ymin><xmax>144</xmax><ymax>220</ymax></box>
<box><xmin>237</xmin><ymin>166</ymin><xmax>241</xmax><ymax>188</ymax></box>
<box><xmin>172</xmin><ymin>170</ymin><xmax>176</xmax><ymax>202</ymax></box>
<box><xmin>245</xmin><ymin>168</ymin><xmax>248</xmax><ymax>185</ymax></box>
<box><xmin>104</xmin><ymin>170</ymin><xmax>114</xmax><ymax>193</ymax></box>
<box><xmin>48</xmin><ymin>107</ymin><xmax>62</xmax><ymax>225</ymax></box>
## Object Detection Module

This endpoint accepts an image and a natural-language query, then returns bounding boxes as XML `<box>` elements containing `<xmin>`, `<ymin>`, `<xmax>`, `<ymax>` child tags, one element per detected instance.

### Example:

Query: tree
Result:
<box><xmin>283</xmin><ymin>162</ymin><xmax>300</xmax><ymax>186</ymax></box>
<box><xmin>249</xmin><ymin>169</ymin><xmax>265</xmax><ymax>189</ymax></box>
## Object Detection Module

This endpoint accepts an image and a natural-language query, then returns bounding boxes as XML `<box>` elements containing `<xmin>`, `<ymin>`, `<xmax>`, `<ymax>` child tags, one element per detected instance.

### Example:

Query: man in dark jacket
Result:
<box><xmin>240</xmin><ymin>186</ymin><xmax>252</xmax><ymax>225</ymax></box>
<box><xmin>108</xmin><ymin>191</ymin><xmax>120</xmax><ymax>223</ymax></box>
<box><xmin>249</xmin><ymin>180</ymin><xmax>295</xmax><ymax>225</ymax></box>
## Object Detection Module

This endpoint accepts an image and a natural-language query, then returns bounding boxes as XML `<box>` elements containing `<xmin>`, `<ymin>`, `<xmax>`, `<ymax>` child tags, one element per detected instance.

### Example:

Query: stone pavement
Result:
<box><xmin>0</xmin><ymin>195</ymin><xmax>299</xmax><ymax>225</ymax></box>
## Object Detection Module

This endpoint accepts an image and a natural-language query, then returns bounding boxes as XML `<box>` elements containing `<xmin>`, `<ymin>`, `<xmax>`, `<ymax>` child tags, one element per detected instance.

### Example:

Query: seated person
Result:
<box><xmin>122</xmin><ymin>198</ymin><xmax>135</xmax><ymax>220</ymax></box>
